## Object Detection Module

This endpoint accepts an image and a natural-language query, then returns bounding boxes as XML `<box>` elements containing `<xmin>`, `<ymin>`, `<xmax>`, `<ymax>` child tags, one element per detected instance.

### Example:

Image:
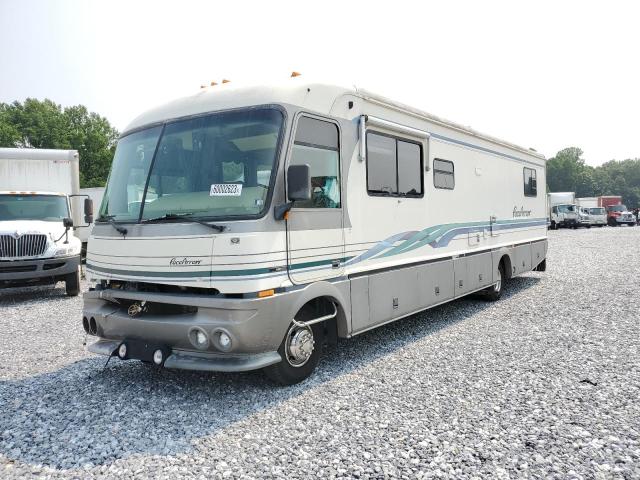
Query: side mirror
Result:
<box><xmin>63</xmin><ymin>217</ymin><xmax>74</xmax><ymax>229</ymax></box>
<box><xmin>287</xmin><ymin>164</ymin><xmax>311</xmax><ymax>202</ymax></box>
<box><xmin>84</xmin><ymin>198</ymin><xmax>94</xmax><ymax>224</ymax></box>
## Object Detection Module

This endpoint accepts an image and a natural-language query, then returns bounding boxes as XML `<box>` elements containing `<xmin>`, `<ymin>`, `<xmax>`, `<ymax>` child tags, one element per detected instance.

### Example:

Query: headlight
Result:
<box><xmin>54</xmin><ymin>243</ymin><xmax>81</xmax><ymax>257</ymax></box>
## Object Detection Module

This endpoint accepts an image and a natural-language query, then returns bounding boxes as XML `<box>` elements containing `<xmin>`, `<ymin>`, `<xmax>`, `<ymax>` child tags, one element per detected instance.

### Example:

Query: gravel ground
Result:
<box><xmin>1</xmin><ymin>228</ymin><xmax>639</xmax><ymax>479</ymax></box>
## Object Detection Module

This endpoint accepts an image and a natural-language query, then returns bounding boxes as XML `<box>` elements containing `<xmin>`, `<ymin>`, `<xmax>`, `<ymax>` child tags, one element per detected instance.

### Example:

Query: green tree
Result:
<box><xmin>0</xmin><ymin>98</ymin><xmax>118</xmax><ymax>187</ymax></box>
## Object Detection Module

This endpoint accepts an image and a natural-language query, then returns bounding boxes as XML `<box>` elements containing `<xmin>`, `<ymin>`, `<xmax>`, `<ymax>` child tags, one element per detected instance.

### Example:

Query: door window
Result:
<box><xmin>290</xmin><ymin>116</ymin><xmax>340</xmax><ymax>208</ymax></box>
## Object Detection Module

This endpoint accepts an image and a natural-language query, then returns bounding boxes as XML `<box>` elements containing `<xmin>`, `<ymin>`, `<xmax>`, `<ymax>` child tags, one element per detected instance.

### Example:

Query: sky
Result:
<box><xmin>1</xmin><ymin>0</ymin><xmax>639</xmax><ymax>165</ymax></box>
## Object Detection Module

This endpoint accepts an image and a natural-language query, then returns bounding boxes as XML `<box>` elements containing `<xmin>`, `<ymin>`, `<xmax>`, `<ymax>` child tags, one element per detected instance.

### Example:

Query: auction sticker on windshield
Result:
<box><xmin>210</xmin><ymin>184</ymin><xmax>243</xmax><ymax>196</ymax></box>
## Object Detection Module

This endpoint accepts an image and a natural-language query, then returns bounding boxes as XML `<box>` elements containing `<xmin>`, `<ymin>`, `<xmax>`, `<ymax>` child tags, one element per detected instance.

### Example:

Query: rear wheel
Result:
<box><xmin>483</xmin><ymin>263</ymin><xmax>505</xmax><ymax>302</ymax></box>
<box><xmin>65</xmin><ymin>268</ymin><xmax>80</xmax><ymax>296</ymax></box>
<box><xmin>263</xmin><ymin>321</ymin><xmax>324</xmax><ymax>385</ymax></box>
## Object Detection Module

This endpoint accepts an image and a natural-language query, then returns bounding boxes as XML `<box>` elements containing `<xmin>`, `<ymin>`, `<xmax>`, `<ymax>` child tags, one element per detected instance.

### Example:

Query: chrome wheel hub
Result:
<box><xmin>494</xmin><ymin>269</ymin><xmax>502</xmax><ymax>292</ymax></box>
<box><xmin>285</xmin><ymin>325</ymin><xmax>315</xmax><ymax>367</ymax></box>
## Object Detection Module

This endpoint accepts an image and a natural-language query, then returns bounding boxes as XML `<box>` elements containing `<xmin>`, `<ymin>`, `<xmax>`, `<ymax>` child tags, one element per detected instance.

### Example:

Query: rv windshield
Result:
<box><xmin>0</xmin><ymin>194</ymin><xmax>69</xmax><ymax>222</ymax></box>
<box><xmin>557</xmin><ymin>205</ymin><xmax>576</xmax><ymax>213</ymax></box>
<box><xmin>99</xmin><ymin>108</ymin><xmax>284</xmax><ymax>222</ymax></box>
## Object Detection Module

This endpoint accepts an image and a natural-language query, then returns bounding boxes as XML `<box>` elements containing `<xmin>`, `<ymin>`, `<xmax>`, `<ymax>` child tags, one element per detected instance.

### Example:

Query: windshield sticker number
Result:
<box><xmin>210</xmin><ymin>184</ymin><xmax>243</xmax><ymax>196</ymax></box>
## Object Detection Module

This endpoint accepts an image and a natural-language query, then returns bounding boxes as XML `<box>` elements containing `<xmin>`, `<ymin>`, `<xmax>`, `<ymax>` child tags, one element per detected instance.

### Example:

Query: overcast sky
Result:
<box><xmin>1</xmin><ymin>0</ymin><xmax>638</xmax><ymax>165</ymax></box>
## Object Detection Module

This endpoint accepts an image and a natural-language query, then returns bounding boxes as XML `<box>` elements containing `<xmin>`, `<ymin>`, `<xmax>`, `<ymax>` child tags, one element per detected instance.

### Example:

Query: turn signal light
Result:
<box><xmin>258</xmin><ymin>289</ymin><xmax>275</xmax><ymax>298</ymax></box>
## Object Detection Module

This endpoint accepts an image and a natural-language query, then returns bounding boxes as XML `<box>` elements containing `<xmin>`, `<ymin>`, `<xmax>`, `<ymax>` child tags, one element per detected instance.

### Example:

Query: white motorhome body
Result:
<box><xmin>548</xmin><ymin>192</ymin><xmax>579</xmax><ymax>229</ymax></box>
<box><xmin>83</xmin><ymin>80</ymin><xmax>547</xmax><ymax>383</ymax></box>
<box><xmin>0</xmin><ymin>148</ymin><xmax>85</xmax><ymax>294</ymax></box>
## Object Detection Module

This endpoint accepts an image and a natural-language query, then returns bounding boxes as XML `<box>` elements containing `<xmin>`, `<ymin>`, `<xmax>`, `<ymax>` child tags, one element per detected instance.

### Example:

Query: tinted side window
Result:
<box><xmin>433</xmin><ymin>159</ymin><xmax>455</xmax><ymax>189</ymax></box>
<box><xmin>367</xmin><ymin>132</ymin><xmax>397</xmax><ymax>194</ymax></box>
<box><xmin>397</xmin><ymin>140</ymin><xmax>423</xmax><ymax>196</ymax></box>
<box><xmin>290</xmin><ymin>116</ymin><xmax>340</xmax><ymax>208</ymax></box>
<box><xmin>524</xmin><ymin>167</ymin><xmax>537</xmax><ymax>196</ymax></box>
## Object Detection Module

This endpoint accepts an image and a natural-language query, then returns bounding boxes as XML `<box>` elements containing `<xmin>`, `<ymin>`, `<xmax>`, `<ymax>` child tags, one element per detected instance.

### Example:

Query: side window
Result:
<box><xmin>290</xmin><ymin>116</ymin><xmax>340</xmax><ymax>208</ymax></box>
<box><xmin>524</xmin><ymin>167</ymin><xmax>537</xmax><ymax>197</ymax></box>
<box><xmin>433</xmin><ymin>158</ymin><xmax>455</xmax><ymax>189</ymax></box>
<box><xmin>366</xmin><ymin>131</ymin><xmax>423</xmax><ymax>196</ymax></box>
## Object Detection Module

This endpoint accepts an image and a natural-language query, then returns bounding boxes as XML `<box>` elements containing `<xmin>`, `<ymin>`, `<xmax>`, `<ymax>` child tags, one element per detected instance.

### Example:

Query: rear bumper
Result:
<box><xmin>87</xmin><ymin>339</ymin><xmax>281</xmax><ymax>372</ymax></box>
<box><xmin>0</xmin><ymin>255</ymin><xmax>80</xmax><ymax>283</ymax></box>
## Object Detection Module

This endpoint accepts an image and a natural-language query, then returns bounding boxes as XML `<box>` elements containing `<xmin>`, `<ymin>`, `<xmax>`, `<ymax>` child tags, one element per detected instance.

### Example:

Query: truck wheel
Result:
<box><xmin>608</xmin><ymin>217</ymin><xmax>617</xmax><ymax>227</ymax></box>
<box><xmin>483</xmin><ymin>263</ymin><xmax>505</xmax><ymax>302</ymax></box>
<box><xmin>550</xmin><ymin>221</ymin><xmax>557</xmax><ymax>230</ymax></box>
<box><xmin>65</xmin><ymin>268</ymin><xmax>80</xmax><ymax>296</ymax></box>
<box><xmin>263</xmin><ymin>321</ymin><xmax>324</xmax><ymax>385</ymax></box>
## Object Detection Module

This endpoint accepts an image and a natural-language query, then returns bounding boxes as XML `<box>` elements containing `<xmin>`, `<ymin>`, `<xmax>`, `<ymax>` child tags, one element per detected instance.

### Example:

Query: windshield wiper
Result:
<box><xmin>96</xmin><ymin>215</ymin><xmax>128</xmax><ymax>236</ymax></box>
<box><xmin>141</xmin><ymin>213</ymin><xmax>226</xmax><ymax>232</ymax></box>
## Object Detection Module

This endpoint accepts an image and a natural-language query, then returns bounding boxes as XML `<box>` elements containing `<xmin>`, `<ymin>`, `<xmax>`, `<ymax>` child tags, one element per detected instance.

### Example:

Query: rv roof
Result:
<box><xmin>124</xmin><ymin>80</ymin><xmax>545</xmax><ymax>160</ymax></box>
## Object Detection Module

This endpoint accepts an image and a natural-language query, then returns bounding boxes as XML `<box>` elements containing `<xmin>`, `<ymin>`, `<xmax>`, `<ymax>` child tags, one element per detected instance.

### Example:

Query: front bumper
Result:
<box><xmin>82</xmin><ymin>286</ymin><xmax>306</xmax><ymax>372</ymax></box>
<box><xmin>0</xmin><ymin>255</ymin><xmax>80</xmax><ymax>283</ymax></box>
<box><xmin>88</xmin><ymin>339</ymin><xmax>281</xmax><ymax>372</ymax></box>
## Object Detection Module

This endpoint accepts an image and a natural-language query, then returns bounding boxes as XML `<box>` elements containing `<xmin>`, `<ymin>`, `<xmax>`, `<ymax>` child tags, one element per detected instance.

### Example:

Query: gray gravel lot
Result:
<box><xmin>1</xmin><ymin>228</ymin><xmax>639</xmax><ymax>479</ymax></box>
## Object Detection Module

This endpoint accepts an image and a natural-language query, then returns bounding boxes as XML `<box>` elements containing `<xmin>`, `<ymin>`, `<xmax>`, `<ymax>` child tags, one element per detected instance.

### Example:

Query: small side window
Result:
<box><xmin>524</xmin><ymin>167</ymin><xmax>537</xmax><ymax>197</ymax></box>
<box><xmin>433</xmin><ymin>159</ymin><xmax>455</xmax><ymax>189</ymax></box>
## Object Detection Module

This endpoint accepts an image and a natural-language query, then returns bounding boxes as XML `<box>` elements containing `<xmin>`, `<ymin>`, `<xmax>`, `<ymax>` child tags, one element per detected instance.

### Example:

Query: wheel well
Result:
<box><xmin>500</xmin><ymin>254</ymin><xmax>513</xmax><ymax>280</ymax></box>
<box><xmin>295</xmin><ymin>296</ymin><xmax>346</xmax><ymax>346</ymax></box>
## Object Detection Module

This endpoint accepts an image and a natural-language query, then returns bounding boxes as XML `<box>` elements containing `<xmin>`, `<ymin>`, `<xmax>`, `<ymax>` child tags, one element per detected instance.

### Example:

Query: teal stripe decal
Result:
<box><xmin>87</xmin><ymin>218</ymin><xmax>545</xmax><ymax>279</ymax></box>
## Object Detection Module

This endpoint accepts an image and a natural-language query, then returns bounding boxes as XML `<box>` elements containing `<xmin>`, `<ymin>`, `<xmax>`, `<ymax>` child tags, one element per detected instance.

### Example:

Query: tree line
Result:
<box><xmin>2</xmin><ymin>99</ymin><xmax>640</xmax><ymax>206</ymax></box>
<box><xmin>0</xmin><ymin>98</ymin><xmax>119</xmax><ymax>187</ymax></box>
<box><xmin>547</xmin><ymin>147</ymin><xmax>640</xmax><ymax>208</ymax></box>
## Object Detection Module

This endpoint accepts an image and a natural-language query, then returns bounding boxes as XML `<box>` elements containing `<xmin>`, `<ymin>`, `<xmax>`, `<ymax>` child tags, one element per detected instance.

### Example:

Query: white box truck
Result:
<box><xmin>576</xmin><ymin>197</ymin><xmax>607</xmax><ymax>226</ymax></box>
<box><xmin>548</xmin><ymin>192</ymin><xmax>581</xmax><ymax>229</ymax></box>
<box><xmin>0</xmin><ymin>148</ymin><xmax>94</xmax><ymax>295</ymax></box>
<box><xmin>82</xmin><ymin>79</ymin><xmax>548</xmax><ymax>384</ymax></box>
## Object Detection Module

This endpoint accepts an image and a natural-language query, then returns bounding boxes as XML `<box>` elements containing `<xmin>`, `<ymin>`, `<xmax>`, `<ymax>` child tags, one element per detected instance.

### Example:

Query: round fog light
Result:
<box><xmin>153</xmin><ymin>349</ymin><xmax>164</xmax><ymax>365</ymax></box>
<box><xmin>196</xmin><ymin>331</ymin><xmax>207</xmax><ymax>346</ymax></box>
<box><xmin>218</xmin><ymin>332</ymin><xmax>231</xmax><ymax>349</ymax></box>
<box><xmin>118</xmin><ymin>343</ymin><xmax>127</xmax><ymax>359</ymax></box>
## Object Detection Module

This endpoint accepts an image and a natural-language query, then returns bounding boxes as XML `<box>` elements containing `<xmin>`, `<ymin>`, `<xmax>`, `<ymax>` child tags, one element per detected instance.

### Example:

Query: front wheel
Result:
<box><xmin>65</xmin><ymin>268</ymin><xmax>80</xmax><ymax>296</ymax></box>
<box><xmin>263</xmin><ymin>321</ymin><xmax>324</xmax><ymax>385</ymax></box>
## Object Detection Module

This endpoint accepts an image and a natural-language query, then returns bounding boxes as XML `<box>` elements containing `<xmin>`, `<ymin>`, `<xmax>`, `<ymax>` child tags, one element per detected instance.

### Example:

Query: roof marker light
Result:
<box><xmin>291</xmin><ymin>71</ymin><xmax>301</xmax><ymax>77</ymax></box>
<box><xmin>222</xmin><ymin>79</ymin><xmax>230</xmax><ymax>84</ymax></box>
<box><xmin>210</xmin><ymin>81</ymin><xmax>218</xmax><ymax>86</ymax></box>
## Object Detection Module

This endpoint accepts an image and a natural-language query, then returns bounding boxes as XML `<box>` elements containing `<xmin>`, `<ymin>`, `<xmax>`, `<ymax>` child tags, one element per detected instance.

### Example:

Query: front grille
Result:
<box><xmin>0</xmin><ymin>234</ymin><xmax>48</xmax><ymax>259</ymax></box>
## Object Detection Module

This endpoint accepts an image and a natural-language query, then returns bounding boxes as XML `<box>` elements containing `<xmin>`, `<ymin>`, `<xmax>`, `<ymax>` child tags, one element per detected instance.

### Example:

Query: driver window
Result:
<box><xmin>290</xmin><ymin>116</ymin><xmax>340</xmax><ymax>208</ymax></box>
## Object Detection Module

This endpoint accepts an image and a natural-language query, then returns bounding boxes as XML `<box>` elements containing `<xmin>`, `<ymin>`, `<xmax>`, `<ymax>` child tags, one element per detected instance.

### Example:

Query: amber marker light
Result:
<box><xmin>258</xmin><ymin>289</ymin><xmax>275</xmax><ymax>298</ymax></box>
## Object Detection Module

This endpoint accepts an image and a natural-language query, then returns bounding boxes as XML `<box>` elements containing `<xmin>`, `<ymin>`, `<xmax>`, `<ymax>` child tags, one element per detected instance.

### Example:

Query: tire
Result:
<box><xmin>65</xmin><ymin>268</ymin><xmax>80</xmax><ymax>296</ymax></box>
<box><xmin>483</xmin><ymin>262</ymin><xmax>505</xmax><ymax>302</ymax></box>
<box><xmin>263</xmin><ymin>321</ymin><xmax>324</xmax><ymax>385</ymax></box>
<box><xmin>550</xmin><ymin>221</ymin><xmax>557</xmax><ymax>230</ymax></box>
<box><xmin>608</xmin><ymin>217</ymin><xmax>617</xmax><ymax>227</ymax></box>
<box><xmin>586</xmin><ymin>225</ymin><xmax>591</xmax><ymax>229</ymax></box>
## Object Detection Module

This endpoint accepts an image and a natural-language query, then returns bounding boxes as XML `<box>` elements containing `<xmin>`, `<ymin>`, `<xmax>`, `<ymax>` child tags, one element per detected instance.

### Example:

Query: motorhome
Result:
<box><xmin>548</xmin><ymin>192</ymin><xmax>579</xmax><ymax>229</ymax></box>
<box><xmin>0</xmin><ymin>148</ymin><xmax>94</xmax><ymax>295</ymax></box>
<box><xmin>82</xmin><ymin>80</ymin><xmax>548</xmax><ymax>384</ymax></box>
